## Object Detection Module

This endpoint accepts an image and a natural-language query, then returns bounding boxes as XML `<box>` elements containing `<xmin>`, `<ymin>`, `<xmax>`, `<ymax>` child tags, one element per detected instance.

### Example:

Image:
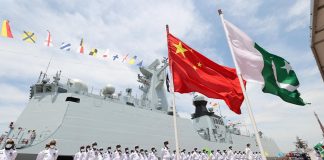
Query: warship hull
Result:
<box><xmin>9</xmin><ymin>92</ymin><xmax>280</xmax><ymax>160</ymax></box>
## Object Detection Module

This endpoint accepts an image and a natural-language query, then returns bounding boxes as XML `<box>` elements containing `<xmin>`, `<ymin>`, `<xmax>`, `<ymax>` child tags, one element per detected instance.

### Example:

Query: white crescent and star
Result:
<box><xmin>271</xmin><ymin>60</ymin><xmax>298</xmax><ymax>92</ymax></box>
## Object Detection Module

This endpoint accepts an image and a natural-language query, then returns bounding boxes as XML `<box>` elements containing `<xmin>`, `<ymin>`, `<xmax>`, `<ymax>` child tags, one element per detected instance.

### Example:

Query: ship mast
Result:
<box><xmin>314</xmin><ymin>112</ymin><xmax>324</xmax><ymax>138</ymax></box>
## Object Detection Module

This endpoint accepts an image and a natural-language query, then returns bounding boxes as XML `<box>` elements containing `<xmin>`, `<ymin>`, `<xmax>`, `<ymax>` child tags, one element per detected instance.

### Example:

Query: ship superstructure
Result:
<box><xmin>0</xmin><ymin>59</ymin><xmax>280</xmax><ymax>160</ymax></box>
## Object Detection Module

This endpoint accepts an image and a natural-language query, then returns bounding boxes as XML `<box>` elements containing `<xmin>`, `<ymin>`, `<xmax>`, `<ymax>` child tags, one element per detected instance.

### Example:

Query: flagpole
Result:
<box><xmin>218</xmin><ymin>9</ymin><xmax>267</xmax><ymax>160</ymax></box>
<box><xmin>166</xmin><ymin>25</ymin><xmax>181</xmax><ymax>160</ymax></box>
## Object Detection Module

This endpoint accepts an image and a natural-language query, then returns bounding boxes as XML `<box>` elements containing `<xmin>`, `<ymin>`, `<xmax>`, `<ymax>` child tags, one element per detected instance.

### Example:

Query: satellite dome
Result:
<box><xmin>102</xmin><ymin>84</ymin><xmax>115</xmax><ymax>96</ymax></box>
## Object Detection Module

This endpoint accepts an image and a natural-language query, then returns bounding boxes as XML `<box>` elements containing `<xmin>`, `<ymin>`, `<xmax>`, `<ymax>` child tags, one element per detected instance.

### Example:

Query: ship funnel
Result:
<box><xmin>192</xmin><ymin>94</ymin><xmax>213</xmax><ymax>119</ymax></box>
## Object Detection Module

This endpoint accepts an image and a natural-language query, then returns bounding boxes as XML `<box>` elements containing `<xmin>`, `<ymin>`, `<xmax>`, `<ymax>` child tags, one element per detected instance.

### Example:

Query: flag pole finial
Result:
<box><xmin>218</xmin><ymin>9</ymin><xmax>223</xmax><ymax>15</ymax></box>
<box><xmin>166</xmin><ymin>24</ymin><xmax>169</xmax><ymax>34</ymax></box>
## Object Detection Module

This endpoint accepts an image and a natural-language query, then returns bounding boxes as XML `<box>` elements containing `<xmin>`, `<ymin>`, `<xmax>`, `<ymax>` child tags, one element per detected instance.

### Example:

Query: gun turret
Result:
<box><xmin>192</xmin><ymin>94</ymin><xmax>213</xmax><ymax>119</ymax></box>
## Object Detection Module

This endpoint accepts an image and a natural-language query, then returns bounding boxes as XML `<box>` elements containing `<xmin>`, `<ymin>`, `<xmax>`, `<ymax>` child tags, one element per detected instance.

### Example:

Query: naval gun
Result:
<box><xmin>191</xmin><ymin>94</ymin><xmax>233</xmax><ymax>143</ymax></box>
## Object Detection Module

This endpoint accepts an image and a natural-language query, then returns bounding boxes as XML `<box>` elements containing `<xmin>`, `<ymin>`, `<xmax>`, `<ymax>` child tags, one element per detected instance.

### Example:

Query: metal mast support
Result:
<box><xmin>314</xmin><ymin>112</ymin><xmax>324</xmax><ymax>138</ymax></box>
<box><xmin>166</xmin><ymin>25</ymin><xmax>181</xmax><ymax>160</ymax></box>
<box><xmin>218</xmin><ymin>9</ymin><xmax>267</xmax><ymax>160</ymax></box>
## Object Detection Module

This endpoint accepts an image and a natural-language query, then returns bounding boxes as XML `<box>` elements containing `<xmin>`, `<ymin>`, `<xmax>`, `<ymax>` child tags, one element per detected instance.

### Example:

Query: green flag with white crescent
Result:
<box><xmin>224</xmin><ymin>19</ymin><xmax>306</xmax><ymax>105</ymax></box>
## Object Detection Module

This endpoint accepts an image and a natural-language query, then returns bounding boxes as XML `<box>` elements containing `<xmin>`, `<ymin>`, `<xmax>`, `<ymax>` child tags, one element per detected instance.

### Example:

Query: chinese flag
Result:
<box><xmin>167</xmin><ymin>33</ymin><xmax>244</xmax><ymax>114</ymax></box>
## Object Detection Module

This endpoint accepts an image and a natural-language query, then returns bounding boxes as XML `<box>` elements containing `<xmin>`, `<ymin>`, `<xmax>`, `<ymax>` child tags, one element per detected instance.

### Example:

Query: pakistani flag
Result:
<box><xmin>224</xmin><ymin>19</ymin><xmax>305</xmax><ymax>105</ymax></box>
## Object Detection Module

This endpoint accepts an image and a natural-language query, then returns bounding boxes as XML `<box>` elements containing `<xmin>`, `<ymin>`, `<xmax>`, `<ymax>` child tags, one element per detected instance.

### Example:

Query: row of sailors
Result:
<box><xmin>0</xmin><ymin>139</ymin><xmax>262</xmax><ymax>160</ymax></box>
<box><xmin>74</xmin><ymin>141</ymin><xmax>263</xmax><ymax>160</ymax></box>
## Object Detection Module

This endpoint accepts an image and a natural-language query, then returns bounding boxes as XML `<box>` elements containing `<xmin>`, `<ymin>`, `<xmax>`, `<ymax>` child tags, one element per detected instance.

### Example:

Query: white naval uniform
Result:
<box><xmin>210</xmin><ymin>153</ymin><xmax>216</xmax><ymax>160</ymax></box>
<box><xmin>113</xmin><ymin>151</ymin><xmax>121</xmax><ymax>160</ymax></box>
<box><xmin>121</xmin><ymin>153</ymin><xmax>129</xmax><ymax>160</ymax></box>
<box><xmin>161</xmin><ymin>147</ymin><xmax>171</xmax><ymax>160</ymax></box>
<box><xmin>103</xmin><ymin>152</ymin><xmax>112</xmax><ymax>160</ymax></box>
<box><xmin>148</xmin><ymin>152</ymin><xmax>158</xmax><ymax>160</ymax></box>
<box><xmin>236</xmin><ymin>153</ymin><xmax>242</xmax><ymax>160</ymax></box>
<box><xmin>217</xmin><ymin>153</ymin><xmax>223</xmax><ymax>160</ymax></box>
<box><xmin>204</xmin><ymin>153</ymin><xmax>209</xmax><ymax>160</ymax></box>
<box><xmin>131</xmin><ymin>152</ymin><xmax>140</xmax><ymax>160</ymax></box>
<box><xmin>143</xmin><ymin>153</ymin><xmax>148</xmax><ymax>160</ymax></box>
<box><xmin>87</xmin><ymin>150</ymin><xmax>103</xmax><ymax>160</ymax></box>
<box><xmin>191</xmin><ymin>151</ymin><xmax>199</xmax><ymax>160</ymax></box>
<box><xmin>170</xmin><ymin>153</ymin><xmax>175</xmax><ymax>160</ymax></box>
<box><xmin>74</xmin><ymin>151</ymin><xmax>85</xmax><ymax>160</ymax></box>
<box><xmin>227</xmin><ymin>150</ymin><xmax>234</xmax><ymax>160</ymax></box>
<box><xmin>214</xmin><ymin>152</ymin><xmax>221</xmax><ymax>160</ymax></box>
<box><xmin>36</xmin><ymin>148</ymin><xmax>59</xmax><ymax>160</ymax></box>
<box><xmin>138</xmin><ymin>153</ymin><xmax>144</xmax><ymax>160</ymax></box>
<box><xmin>36</xmin><ymin>149</ymin><xmax>47</xmax><ymax>160</ymax></box>
<box><xmin>180</xmin><ymin>152</ymin><xmax>186</xmax><ymax>160</ymax></box>
<box><xmin>245</xmin><ymin>148</ymin><xmax>252</xmax><ymax>160</ymax></box>
<box><xmin>256</xmin><ymin>153</ymin><xmax>262</xmax><ymax>160</ymax></box>
<box><xmin>0</xmin><ymin>149</ymin><xmax>17</xmax><ymax>160</ymax></box>
<box><xmin>242</xmin><ymin>154</ymin><xmax>247</xmax><ymax>160</ymax></box>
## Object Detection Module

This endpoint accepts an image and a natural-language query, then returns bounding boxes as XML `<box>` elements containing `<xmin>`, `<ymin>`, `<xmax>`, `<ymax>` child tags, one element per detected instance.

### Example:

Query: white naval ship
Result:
<box><xmin>0</xmin><ymin>59</ymin><xmax>281</xmax><ymax>160</ymax></box>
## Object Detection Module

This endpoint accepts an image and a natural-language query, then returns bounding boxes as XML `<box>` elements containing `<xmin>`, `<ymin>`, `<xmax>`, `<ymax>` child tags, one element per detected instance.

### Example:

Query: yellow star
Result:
<box><xmin>173</xmin><ymin>42</ymin><xmax>187</xmax><ymax>58</ymax></box>
<box><xmin>193</xmin><ymin>65</ymin><xmax>197</xmax><ymax>70</ymax></box>
<box><xmin>197</xmin><ymin>62</ymin><xmax>202</xmax><ymax>67</ymax></box>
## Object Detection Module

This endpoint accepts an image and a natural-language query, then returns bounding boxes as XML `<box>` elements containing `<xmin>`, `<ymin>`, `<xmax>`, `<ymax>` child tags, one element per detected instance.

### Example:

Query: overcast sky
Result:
<box><xmin>0</xmin><ymin>0</ymin><xmax>323</xmax><ymax>153</ymax></box>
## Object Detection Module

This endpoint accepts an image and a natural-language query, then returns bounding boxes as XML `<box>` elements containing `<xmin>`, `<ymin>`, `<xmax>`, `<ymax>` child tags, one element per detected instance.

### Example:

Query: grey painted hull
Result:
<box><xmin>10</xmin><ymin>92</ymin><xmax>281</xmax><ymax>158</ymax></box>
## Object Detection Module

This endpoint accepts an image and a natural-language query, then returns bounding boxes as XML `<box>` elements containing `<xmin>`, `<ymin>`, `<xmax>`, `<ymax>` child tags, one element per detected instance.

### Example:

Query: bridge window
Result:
<box><xmin>66</xmin><ymin>97</ymin><xmax>80</xmax><ymax>103</ymax></box>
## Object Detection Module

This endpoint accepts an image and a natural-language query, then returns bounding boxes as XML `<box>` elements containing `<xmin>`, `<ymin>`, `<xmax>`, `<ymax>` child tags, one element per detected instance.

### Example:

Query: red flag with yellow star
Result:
<box><xmin>167</xmin><ymin>33</ymin><xmax>244</xmax><ymax>114</ymax></box>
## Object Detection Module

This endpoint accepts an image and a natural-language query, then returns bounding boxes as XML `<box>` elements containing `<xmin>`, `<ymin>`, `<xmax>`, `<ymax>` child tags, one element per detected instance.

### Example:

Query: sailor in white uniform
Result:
<box><xmin>238</xmin><ymin>151</ymin><xmax>242</xmax><ymax>160</ymax></box>
<box><xmin>103</xmin><ymin>147</ymin><xmax>112</xmax><ymax>160</ymax></box>
<box><xmin>233</xmin><ymin>151</ymin><xmax>237</xmax><ymax>160</ymax></box>
<box><xmin>191</xmin><ymin>148</ymin><xmax>199</xmax><ymax>160</ymax></box>
<box><xmin>113</xmin><ymin>145</ymin><xmax>122</xmax><ymax>160</ymax></box>
<box><xmin>36</xmin><ymin>144</ymin><xmax>50</xmax><ymax>160</ymax></box>
<box><xmin>180</xmin><ymin>149</ymin><xmax>186</xmax><ymax>160</ymax></box>
<box><xmin>129</xmin><ymin>150</ymin><xmax>135</xmax><ymax>160</ymax></box>
<box><xmin>256</xmin><ymin>152</ymin><xmax>262</xmax><ymax>160</ymax></box>
<box><xmin>227</xmin><ymin>146</ymin><xmax>234</xmax><ymax>160</ymax></box>
<box><xmin>144</xmin><ymin>150</ymin><xmax>149</xmax><ymax>160</ymax></box>
<box><xmin>161</xmin><ymin>141</ymin><xmax>171</xmax><ymax>160</ymax></box>
<box><xmin>0</xmin><ymin>139</ymin><xmax>17</xmax><ymax>160</ymax></box>
<box><xmin>215</xmin><ymin>150</ymin><xmax>221</xmax><ymax>160</ymax></box>
<box><xmin>130</xmin><ymin>146</ymin><xmax>140</xmax><ymax>160</ymax></box>
<box><xmin>222</xmin><ymin>150</ymin><xmax>228</xmax><ymax>160</ymax></box>
<box><xmin>37</xmin><ymin>140</ymin><xmax>59</xmax><ymax>160</ymax></box>
<box><xmin>187</xmin><ymin>152</ymin><xmax>192</xmax><ymax>160</ymax></box>
<box><xmin>217</xmin><ymin>151</ymin><xmax>224</xmax><ymax>160</ymax></box>
<box><xmin>245</xmin><ymin>144</ymin><xmax>253</xmax><ymax>160</ymax></box>
<box><xmin>148</xmin><ymin>148</ymin><xmax>158</xmax><ymax>160</ymax></box>
<box><xmin>87</xmin><ymin>142</ymin><xmax>102</xmax><ymax>160</ymax></box>
<box><xmin>138</xmin><ymin>149</ymin><xmax>145</xmax><ymax>160</ymax></box>
<box><xmin>170</xmin><ymin>150</ymin><xmax>176</xmax><ymax>160</ymax></box>
<box><xmin>74</xmin><ymin>146</ymin><xmax>85</xmax><ymax>160</ymax></box>
<box><xmin>201</xmin><ymin>150</ymin><xmax>208</xmax><ymax>160</ymax></box>
<box><xmin>209</xmin><ymin>150</ymin><xmax>216</xmax><ymax>160</ymax></box>
<box><xmin>121</xmin><ymin>148</ymin><xmax>129</xmax><ymax>160</ymax></box>
<box><xmin>242</xmin><ymin>152</ymin><xmax>247</xmax><ymax>160</ymax></box>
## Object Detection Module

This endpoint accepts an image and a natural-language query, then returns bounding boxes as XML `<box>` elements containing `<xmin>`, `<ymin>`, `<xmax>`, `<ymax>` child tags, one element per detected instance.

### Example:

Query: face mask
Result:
<box><xmin>50</xmin><ymin>145</ymin><xmax>55</xmax><ymax>149</ymax></box>
<box><xmin>5</xmin><ymin>144</ymin><xmax>12</xmax><ymax>148</ymax></box>
<box><xmin>5</xmin><ymin>144</ymin><xmax>12</xmax><ymax>150</ymax></box>
<box><xmin>81</xmin><ymin>149</ymin><xmax>85</xmax><ymax>152</ymax></box>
